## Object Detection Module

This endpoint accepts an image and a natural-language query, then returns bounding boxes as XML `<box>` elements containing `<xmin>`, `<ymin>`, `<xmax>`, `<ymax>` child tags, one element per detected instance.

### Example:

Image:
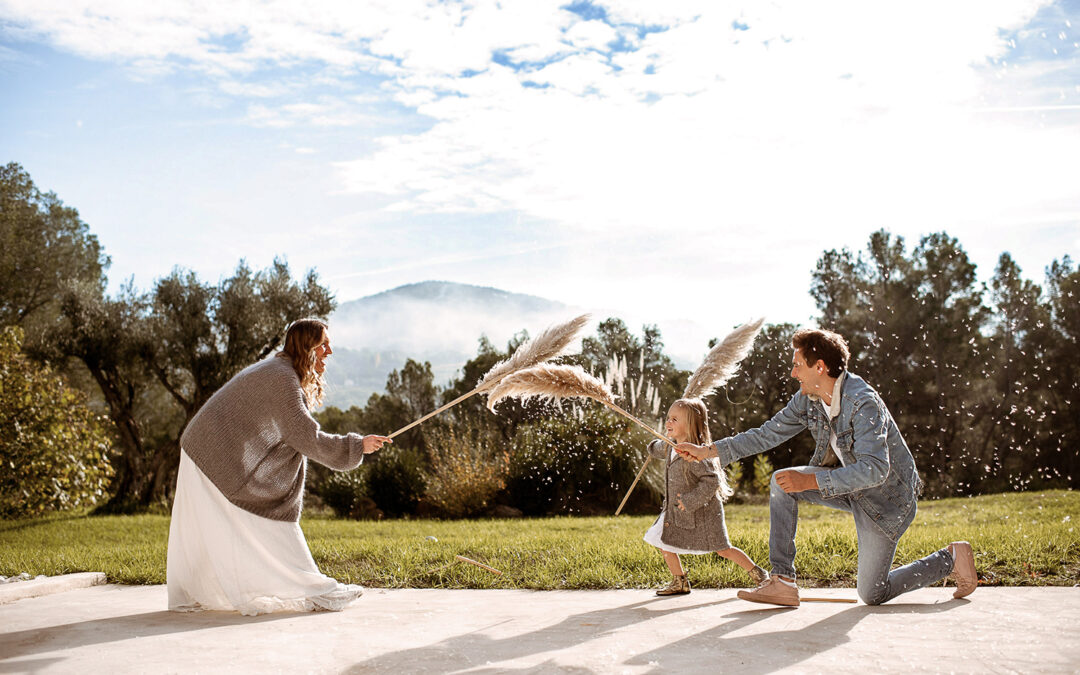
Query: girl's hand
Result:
<box><xmin>676</xmin><ymin>493</ymin><xmax>686</xmax><ymax>511</ymax></box>
<box><xmin>362</xmin><ymin>435</ymin><xmax>392</xmax><ymax>454</ymax></box>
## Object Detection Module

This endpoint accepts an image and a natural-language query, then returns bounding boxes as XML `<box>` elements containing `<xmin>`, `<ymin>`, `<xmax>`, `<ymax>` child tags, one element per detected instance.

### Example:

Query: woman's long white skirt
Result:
<box><xmin>167</xmin><ymin>450</ymin><xmax>363</xmax><ymax>616</ymax></box>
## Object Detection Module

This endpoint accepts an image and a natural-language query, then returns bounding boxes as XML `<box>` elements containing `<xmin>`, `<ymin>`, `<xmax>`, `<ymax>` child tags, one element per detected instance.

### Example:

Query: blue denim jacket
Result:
<box><xmin>712</xmin><ymin>372</ymin><xmax>923</xmax><ymax>542</ymax></box>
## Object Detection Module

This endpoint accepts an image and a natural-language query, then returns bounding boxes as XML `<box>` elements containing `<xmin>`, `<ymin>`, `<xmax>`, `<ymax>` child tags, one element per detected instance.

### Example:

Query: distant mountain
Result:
<box><xmin>322</xmin><ymin>280</ymin><xmax>728</xmax><ymax>409</ymax></box>
<box><xmin>324</xmin><ymin>281</ymin><xmax>573</xmax><ymax>408</ymax></box>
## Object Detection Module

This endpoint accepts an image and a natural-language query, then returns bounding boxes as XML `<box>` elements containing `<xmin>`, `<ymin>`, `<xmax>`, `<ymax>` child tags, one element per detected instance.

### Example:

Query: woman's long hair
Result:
<box><xmin>671</xmin><ymin>397</ymin><xmax>734</xmax><ymax>501</ymax></box>
<box><xmin>278</xmin><ymin>318</ymin><xmax>328</xmax><ymax>409</ymax></box>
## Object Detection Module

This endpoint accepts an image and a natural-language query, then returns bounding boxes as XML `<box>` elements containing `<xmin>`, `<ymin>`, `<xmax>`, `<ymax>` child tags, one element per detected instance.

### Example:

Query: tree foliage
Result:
<box><xmin>0</xmin><ymin>326</ymin><xmax>113</xmax><ymax>517</ymax></box>
<box><xmin>810</xmin><ymin>231</ymin><xmax>1078</xmax><ymax>495</ymax></box>
<box><xmin>35</xmin><ymin>259</ymin><xmax>335</xmax><ymax>512</ymax></box>
<box><xmin>0</xmin><ymin>163</ymin><xmax>108</xmax><ymax>336</ymax></box>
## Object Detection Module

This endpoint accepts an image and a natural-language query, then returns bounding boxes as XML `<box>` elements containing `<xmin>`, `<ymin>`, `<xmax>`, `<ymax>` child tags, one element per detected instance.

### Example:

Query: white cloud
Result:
<box><xmin>245</xmin><ymin>97</ymin><xmax>383</xmax><ymax>127</ymax></box>
<box><xmin>3</xmin><ymin>0</ymin><xmax>1077</xmax><ymax>326</ymax></box>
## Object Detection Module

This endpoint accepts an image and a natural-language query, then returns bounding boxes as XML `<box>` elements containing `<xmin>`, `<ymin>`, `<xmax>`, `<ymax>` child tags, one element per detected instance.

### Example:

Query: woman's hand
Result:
<box><xmin>675</xmin><ymin>493</ymin><xmax>686</xmax><ymax>511</ymax></box>
<box><xmin>362</xmin><ymin>435</ymin><xmax>392</xmax><ymax>454</ymax></box>
<box><xmin>675</xmin><ymin>442</ymin><xmax>716</xmax><ymax>461</ymax></box>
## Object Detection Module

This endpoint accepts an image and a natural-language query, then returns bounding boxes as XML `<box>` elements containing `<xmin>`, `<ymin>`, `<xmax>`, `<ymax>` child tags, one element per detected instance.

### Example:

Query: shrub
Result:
<box><xmin>308</xmin><ymin>443</ymin><xmax>427</xmax><ymax>519</ymax></box>
<box><xmin>0</xmin><ymin>326</ymin><xmax>113</xmax><ymax>517</ymax></box>
<box><xmin>423</xmin><ymin>422</ymin><xmax>509</xmax><ymax>518</ymax></box>
<box><xmin>505</xmin><ymin>406</ymin><xmax>662</xmax><ymax>516</ymax></box>
<box><xmin>316</xmin><ymin>468</ymin><xmax>380</xmax><ymax>519</ymax></box>
<box><xmin>726</xmin><ymin>458</ymin><xmax>744</xmax><ymax>495</ymax></box>
<box><xmin>363</xmin><ymin>444</ymin><xmax>428</xmax><ymax>517</ymax></box>
<box><xmin>752</xmin><ymin>453</ymin><xmax>775</xmax><ymax>495</ymax></box>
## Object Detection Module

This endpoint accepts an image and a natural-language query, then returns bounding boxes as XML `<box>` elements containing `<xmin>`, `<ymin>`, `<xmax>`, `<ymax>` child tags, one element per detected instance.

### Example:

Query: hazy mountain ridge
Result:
<box><xmin>323</xmin><ymin>280</ymin><xmax>721</xmax><ymax>409</ymax></box>
<box><xmin>324</xmin><ymin>281</ymin><xmax>572</xmax><ymax>408</ymax></box>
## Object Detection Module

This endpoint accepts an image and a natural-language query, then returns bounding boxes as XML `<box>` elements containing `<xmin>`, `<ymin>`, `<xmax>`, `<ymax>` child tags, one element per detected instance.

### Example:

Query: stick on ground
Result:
<box><xmin>801</xmin><ymin>597</ymin><xmax>858</xmax><ymax>603</ymax></box>
<box><xmin>454</xmin><ymin>555</ymin><xmax>503</xmax><ymax>575</ymax></box>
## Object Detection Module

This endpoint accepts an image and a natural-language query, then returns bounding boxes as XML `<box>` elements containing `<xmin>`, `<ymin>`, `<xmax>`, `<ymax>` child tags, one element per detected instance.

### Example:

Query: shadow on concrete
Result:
<box><xmin>343</xmin><ymin>595</ymin><xmax>738</xmax><ymax>673</ymax></box>
<box><xmin>626</xmin><ymin>598</ymin><xmax>968</xmax><ymax>674</ymax></box>
<box><xmin>0</xmin><ymin>657</ymin><xmax>67</xmax><ymax>673</ymax></box>
<box><xmin>0</xmin><ymin>609</ymin><xmax>298</xmax><ymax>661</ymax></box>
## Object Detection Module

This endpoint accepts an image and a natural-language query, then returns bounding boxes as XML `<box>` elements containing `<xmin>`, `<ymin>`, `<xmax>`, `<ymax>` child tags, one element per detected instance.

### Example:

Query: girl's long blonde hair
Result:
<box><xmin>278</xmin><ymin>318</ymin><xmax>327</xmax><ymax>409</ymax></box>
<box><xmin>671</xmin><ymin>397</ymin><xmax>734</xmax><ymax>501</ymax></box>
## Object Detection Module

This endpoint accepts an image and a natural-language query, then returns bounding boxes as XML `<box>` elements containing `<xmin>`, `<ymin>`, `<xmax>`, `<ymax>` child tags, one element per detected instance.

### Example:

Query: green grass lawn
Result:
<box><xmin>1</xmin><ymin>490</ymin><xmax>1077</xmax><ymax>589</ymax></box>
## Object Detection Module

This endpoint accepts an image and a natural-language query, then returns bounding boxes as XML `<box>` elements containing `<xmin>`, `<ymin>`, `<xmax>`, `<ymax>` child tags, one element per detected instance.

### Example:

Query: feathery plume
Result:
<box><xmin>388</xmin><ymin>313</ymin><xmax>590</xmax><ymax>439</ymax></box>
<box><xmin>486</xmin><ymin>363</ymin><xmax>615</xmax><ymax>411</ymax></box>
<box><xmin>683</xmin><ymin>318</ymin><xmax>766</xmax><ymax>399</ymax></box>
<box><xmin>478</xmin><ymin>313</ymin><xmax>590</xmax><ymax>390</ymax></box>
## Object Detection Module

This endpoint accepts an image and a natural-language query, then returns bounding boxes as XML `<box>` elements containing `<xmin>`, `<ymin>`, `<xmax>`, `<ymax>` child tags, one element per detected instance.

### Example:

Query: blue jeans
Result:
<box><xmin>769</xmin><ymin>467</ymin><xmax>954</xmax><ymax>605</ymax></box>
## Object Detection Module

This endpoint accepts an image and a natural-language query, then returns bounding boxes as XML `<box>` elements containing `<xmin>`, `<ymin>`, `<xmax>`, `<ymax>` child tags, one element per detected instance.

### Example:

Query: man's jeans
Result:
<box><xmin>769</xmin><ymin>467</ymin><xmax>955</xmax><ymax>605</ymax></box>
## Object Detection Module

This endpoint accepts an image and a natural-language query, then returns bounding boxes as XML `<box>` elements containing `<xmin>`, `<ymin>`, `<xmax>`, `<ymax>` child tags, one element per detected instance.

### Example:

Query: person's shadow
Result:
<box><xmin>344</xmin><ymin>595</ymin><xmax>967</xmax><ymax>673</ymax></box>
<box><xmin>625</xmin><ymin>598</ymin><xmax>968</xmax><ymax>674</ymax></box>
<box><xmin>0</xmin><ymin>609</ymin><xmax>297</xmax><ymax>662</ymax></box>
<box><xmin>341</xmin><ymin>595</ymin><xmax>744</xmax><ymax>673</ymax></box>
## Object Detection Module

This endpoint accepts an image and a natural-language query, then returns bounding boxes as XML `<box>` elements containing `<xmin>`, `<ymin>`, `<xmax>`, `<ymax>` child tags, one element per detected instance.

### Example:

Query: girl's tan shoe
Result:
<box><xmin>656</xmin><ymin>575</ymin><xmax>691</xmax><ymax>596</ymax></box>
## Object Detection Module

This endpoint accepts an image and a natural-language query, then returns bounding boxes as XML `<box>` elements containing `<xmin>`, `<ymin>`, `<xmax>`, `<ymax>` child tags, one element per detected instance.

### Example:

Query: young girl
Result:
<box><xmin>644</xmin><ymin>398</ymin><xmax>767</xmax><ymax>595</ymax></box>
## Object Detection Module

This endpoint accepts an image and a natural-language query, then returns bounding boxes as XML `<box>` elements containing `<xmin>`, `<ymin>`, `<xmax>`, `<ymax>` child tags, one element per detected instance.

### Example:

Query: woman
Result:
<box><xmin>167</xmin><ymin>318</ymin><xmax>391</xmax><ymax>615</ymax></box>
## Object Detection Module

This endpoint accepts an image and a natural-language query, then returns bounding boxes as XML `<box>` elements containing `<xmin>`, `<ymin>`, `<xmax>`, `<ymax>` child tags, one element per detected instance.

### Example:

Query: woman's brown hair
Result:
<box><xmin>278</xmin><ymin>318</ymin><xmax>328</xmax><ymax>409</ymax></box>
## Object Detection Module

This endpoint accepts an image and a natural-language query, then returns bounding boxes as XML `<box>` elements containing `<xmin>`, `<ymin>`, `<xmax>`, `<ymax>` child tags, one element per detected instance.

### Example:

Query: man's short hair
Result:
<box><xmin>792</xmin><ymin>328</ymin><xmax>850</xmax><ymax>377</ymax></box>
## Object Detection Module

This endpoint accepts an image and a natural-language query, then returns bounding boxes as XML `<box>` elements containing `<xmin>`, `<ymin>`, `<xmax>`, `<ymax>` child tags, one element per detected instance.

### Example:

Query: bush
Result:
<box><xmin>726</xmin><ymin>458</ymin><xmax>744</xmax><ymax>494</ymax></box>
<box><xmin>0</xmin><ymin>326</ymin><xmax>113</xmax><ymax>517</ymax></box>
<box><xmin>423</xmin><ymin>422</ymin><xmax>509</xmax><ymax>518</ymax></box>
<box><xmin>308</xmin><ymin>443</ymin><xmax>427</xmax><ymax>519</ymax></box>
<box><xmin>363</xmin><ymin>444</ymin><xmax>428</xmax><ymax>517</ymax></box>
<box><xmin>505</xmin><ymin>406</ymin><xmax>662</xmax><ymax>516</ymax></box>
<box><xmin>752</xmin><ymin>453</ymin><xmax>775</xmax><ymax>495</ymax></box>
<box><xmin>316</xmin><ymin>468</ymin><xmax>381</xmax><ymax>519</ymax></box>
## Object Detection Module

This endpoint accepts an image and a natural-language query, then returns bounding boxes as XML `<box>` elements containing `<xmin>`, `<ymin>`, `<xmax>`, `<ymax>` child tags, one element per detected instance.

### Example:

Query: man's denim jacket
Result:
<box><xmin>712</xmin><ymin>372</ymin><xmax>923</xmax><ymax>542</ymax></box>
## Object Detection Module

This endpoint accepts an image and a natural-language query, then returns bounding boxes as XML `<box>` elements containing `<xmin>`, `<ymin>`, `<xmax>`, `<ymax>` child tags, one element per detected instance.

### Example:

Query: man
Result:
<box><xmin>676</xmin><ymin>328</ymin><xmax>977</xmax><ymax>606</ymax></box>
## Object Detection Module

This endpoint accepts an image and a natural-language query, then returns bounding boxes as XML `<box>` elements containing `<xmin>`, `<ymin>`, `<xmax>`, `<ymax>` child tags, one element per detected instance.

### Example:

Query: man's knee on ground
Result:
<box><xmin>857</xmin><ymin>580</ymin><xmax>889</xmax><ymax>606</ymax></box>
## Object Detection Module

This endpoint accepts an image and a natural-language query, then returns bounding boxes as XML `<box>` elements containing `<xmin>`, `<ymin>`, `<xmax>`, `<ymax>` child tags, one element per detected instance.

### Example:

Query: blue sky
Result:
<box><xmin>1</xmin><ymin>0</ymin><xmax>1078</xmax><ymax>359</ymax></box>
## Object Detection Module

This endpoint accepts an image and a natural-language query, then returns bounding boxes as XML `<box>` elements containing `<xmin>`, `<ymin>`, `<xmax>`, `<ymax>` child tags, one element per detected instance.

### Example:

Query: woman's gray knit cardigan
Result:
<box><xmin>181</xmin><ymin>355</ymin><xmax>368</xmax><ymax>522</ymax></box>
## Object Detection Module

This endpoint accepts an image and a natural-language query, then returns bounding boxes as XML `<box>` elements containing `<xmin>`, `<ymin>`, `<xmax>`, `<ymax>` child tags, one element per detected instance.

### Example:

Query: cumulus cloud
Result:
<box><xmin>2</xmin><ymin>0</ymin><xmax>1076</xmax><ymax>322</ymax></box>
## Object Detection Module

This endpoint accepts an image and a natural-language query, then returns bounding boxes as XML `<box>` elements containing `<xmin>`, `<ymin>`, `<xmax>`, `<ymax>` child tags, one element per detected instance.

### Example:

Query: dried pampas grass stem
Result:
<box><xmin>683</xmin><ymin>318</ymin><xmax>765</xmax><ymax>400</ymax></box>
<box><xmin>614</xmin><ymin>457</ymin><xmax>652</xmax><ymax>516</ymax></box>
<box><xmin>388</xmin><ymin>314</ymin><xmax>590</xmax><ymax>439</ymax></box>
<box><xmin>479</xmin><ymin>314</ymin><xmax>590</xmax><ymax>390</ymax></box>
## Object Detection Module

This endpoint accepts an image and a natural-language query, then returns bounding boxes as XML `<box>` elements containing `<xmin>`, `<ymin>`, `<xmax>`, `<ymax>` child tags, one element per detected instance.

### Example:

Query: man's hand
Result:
<box><xmin>774</xmin><ymin>469</ymin><xmax>819</xmax><ymax>493</ymax></box>
<box><xmin>675</xmin><ymin>442</ymin><xmax>717</xmax><ymax>461</ymax></box>
<box><xmin>362</xmin><ymin>435</ymin><xmax>392</xmax><ymax>454</ymax></box>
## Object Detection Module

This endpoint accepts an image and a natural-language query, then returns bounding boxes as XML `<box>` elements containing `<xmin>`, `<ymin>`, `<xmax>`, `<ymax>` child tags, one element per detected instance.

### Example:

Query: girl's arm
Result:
<box><xmin>646</xmin><ymin>439</ymin><xmax>669</xmax><ymax>460</ymax></box>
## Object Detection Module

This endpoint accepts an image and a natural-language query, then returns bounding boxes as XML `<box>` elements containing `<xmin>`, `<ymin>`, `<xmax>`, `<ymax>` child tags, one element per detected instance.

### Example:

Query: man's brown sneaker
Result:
<box><xmin>948</xmin><ymin>541</ymin><xmax>977</xmax><ymax>599</ymax></box>
<box><xmin>737</xmin><ymin>576</ymin><xmax>800</xmax><ymax>607</ymax></box>
<box><xmin>656</xmin><ymin>574</ymin><xmax>691</xmax><ymax>596</ymax></box>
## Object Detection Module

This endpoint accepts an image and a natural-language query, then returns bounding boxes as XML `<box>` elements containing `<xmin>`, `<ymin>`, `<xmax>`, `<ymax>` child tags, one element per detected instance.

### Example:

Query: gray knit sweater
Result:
<box><xmin>180</xmin><ymin>355</ymin><xmax>367</xmax><ymax>522</ymax></box>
